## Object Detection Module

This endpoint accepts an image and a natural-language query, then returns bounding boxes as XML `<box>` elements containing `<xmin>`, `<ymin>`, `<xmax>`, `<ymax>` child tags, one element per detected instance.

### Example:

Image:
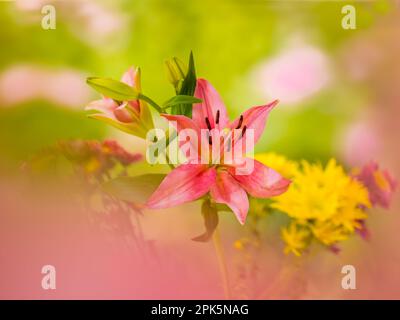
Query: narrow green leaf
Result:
<box><xmin>163</xmin><ymin>95</ymin><xmax>202</xmax><ymax>109</ymax></box>
<box><xmin>102</xmin><ymin>174</ymin><xmax>165</xmax><ymax>204</ymax></box>
<box><xmin>192</xmin><ymin>199</ymin><xmax>219</xmax><ymax>242</ymax></box>
<box><xmin>87</xmin><ymin>77</ymin><xmax>138</xmax><ymax>101</ymax></box>
<box><xmin>170</xmin><ymin>51</ymin><xmax>197</xmax><ymax>117</ymax></box>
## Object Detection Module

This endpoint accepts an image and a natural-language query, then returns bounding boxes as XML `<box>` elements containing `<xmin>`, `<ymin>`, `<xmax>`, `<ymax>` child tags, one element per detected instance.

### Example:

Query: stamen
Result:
<box><xmin>236</xmin><ymin>115</ymin><xmax>243</xmax><ymax>129</ymax></box>
<box><xmin>226</xmin><ymin>137</ymin><xmax>232</xmax><ymax>152</ymax></box>
<box><xmin>240</xmin><ymin>125</ymin><xmax>247</xmax><ymax>138</ymax></box>
<box><xmin>208</xmin><ymin>133</ymin><xmax>212</xmax><ymax>145</ymax></box>
<box><xmin>216</xmin><ymin>110</ymin><xmax>220</xmax><ymax>125</ymax></box>
<box><xmin>205</xmin><ymin>117</ymin><xmax>212</xmax><ymax>130</ymax></box>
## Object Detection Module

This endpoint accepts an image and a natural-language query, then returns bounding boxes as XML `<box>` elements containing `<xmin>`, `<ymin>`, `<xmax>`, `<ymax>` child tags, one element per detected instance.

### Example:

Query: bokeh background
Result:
<box><xmin>1</xmin><ymin>0</ymin><xmax>400</xmax><ymax>299</ymax></box>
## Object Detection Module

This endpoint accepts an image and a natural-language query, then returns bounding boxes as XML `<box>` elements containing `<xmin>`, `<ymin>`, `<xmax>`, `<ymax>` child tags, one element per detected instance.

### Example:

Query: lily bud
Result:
<box><xmin>165</xmin><ymin>57</ymin><xmax>187</xmax><ymax>92</ymax></box>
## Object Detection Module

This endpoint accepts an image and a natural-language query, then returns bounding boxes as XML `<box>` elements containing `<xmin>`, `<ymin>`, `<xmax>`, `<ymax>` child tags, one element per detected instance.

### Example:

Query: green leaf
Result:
<box><xmin>163</xmin><ymin>95</ymin><xmax>202</xmax><ymax>109</ymax></box>
<box><xmin>101</xmin><ymin>174</ymin><xmax>165</xmax><ymax>204</ymax></box>
<box><xmin>170</xmin><ymin>51</ymin><xmax>197</xmax><ymax>117</ymax></box>
<box><xmin>87</xmin><ymin>77</ymin><xmax>138</xmax><ymax>101</ymax></box>
<box><xmin>192</xmin><ymin>199</ymin><xmax>219</xmax><ymax>242</ymax></box>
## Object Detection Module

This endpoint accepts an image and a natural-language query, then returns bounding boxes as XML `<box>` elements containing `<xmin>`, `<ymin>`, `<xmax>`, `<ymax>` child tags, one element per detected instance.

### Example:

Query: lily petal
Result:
<box><xmin>229</xmin><ymin>100</ymin><xmax>279</xmax><ymax>149</ymax></box>
<box><xmin>115</xmin><ymin>101</ymin><xmax>139</xmax><ymax>123</ymax></box>
<box><xmin>161</xmin><ymin>113</ymin><xmax>202</xmax><ymax>162</ymax></box>
<box><xmin>161</xmin><ymin>114</ymin><xmax>201</xmax><ymax>134</ymax></box>
<box><xmin>193</xmin><ymin>78</ymin><xmax>229</xmax><ymax>130</ymax></box>
<box><xmin>121</xmin><ymin>66</ymin><xmax>139</xmax><ymax>89</ymax></box>
<box><xmin>121</xmin><ymin>67</ymin><xmax>141</xmax><ymax>113</ymax></box>
<box><xmin>229</xmin><ymin>158</ymin><xmax>291</xmax><ymax>198</ymax></box>
<box><xmin>88</xmin><ymin>113</ymin><xmax>148</xmax><ymax>137</ymax></box>
<box><xmin>85</xmin><ymin>98</ymin><xmax>118</xmax><ymax>120</ymax></box>
<box><xmin>146</xmin><ymin>164</ymin><xmax>216</xmax><ymax>209</ymax></box>
<box><xmin>86</xmin><ymin>99</ymin><xmax>148</xmax><ymax>138</ymax></box>
<box><xmin>210</xmin><ymin>170</ymin><xmax>249</xmax><ymax>224</ymax></box>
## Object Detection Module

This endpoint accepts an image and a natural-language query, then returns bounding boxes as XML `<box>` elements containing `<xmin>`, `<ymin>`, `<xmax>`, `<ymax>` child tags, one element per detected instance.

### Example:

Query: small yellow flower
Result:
<box><xmin>85</xmin><ymin>157</ymin><xmax>101</xmax><ymax>173</ymax></box>
<box><xmin>281</xmin><ymin>222</ymin><xmax>311</xmax><ymax>256</ymax></box>
<box><xmin>254</xmin><ymin>152</ymin><xmax>299</xmax><ymax>179</ymax></box>
<box><xmin>373</xmin><ymin>170</ymin><xmax>391</xmax><ymax>191</ymax></box>
<box><xmin>233</xmin><ymin>237</ymin><xmax>260</xmax><ymax>251</ymax></box>
<box><xmin>233</xmin><ymin>239</ymin><xmax>245</xmax><ymax>251</ymax></box>
<box><xmin>311</xmin><ymin>221</ymin><xmax>349</xmax><ymax>246</ymax></box>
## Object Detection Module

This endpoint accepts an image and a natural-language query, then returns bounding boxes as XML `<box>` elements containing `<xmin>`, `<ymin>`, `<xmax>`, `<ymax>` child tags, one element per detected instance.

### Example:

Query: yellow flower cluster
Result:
<box><xmin>256</xmin><ymin>154</ymin><xmax>371</xmax><ymax>256</ymax></box>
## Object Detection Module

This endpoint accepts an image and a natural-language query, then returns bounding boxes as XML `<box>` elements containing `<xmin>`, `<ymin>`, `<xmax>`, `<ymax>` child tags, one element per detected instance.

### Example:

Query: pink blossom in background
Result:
<box><xmin>0</xmin><ymin>65</ymin><xmax>91</xmax><ymax>108</ymax></box>
<box><xmin>15</xmin><ymin>0</ymin><xmax>126</xmax><ymax>42</ymax></box>
<box><xmin>342</xmin><ymin>39</ymin><xmax>383</xmax><ymax>82</ymax></box>
<box><xmin>252</xmin><ymin>45</ymin><xmax>331</xmax><ymax>106</ymax></box>
<box><xmin>340</xmin><ymin>119</ymin><xmax>381</xmax><ymax>167</ymax></box>
<box><xmin>353</xmin><ymin>161</ymin><xmax>397</xmax><ymax>209</ymax></box>
<box><xmin>15</xmin><ymin>0</ymin><xmax>46</xmax><ymax>11</ymax></box>
<box><xmin>79</xmin><ymin>1</ymin><xmax>125</xmax><ymax>38</ymax></box>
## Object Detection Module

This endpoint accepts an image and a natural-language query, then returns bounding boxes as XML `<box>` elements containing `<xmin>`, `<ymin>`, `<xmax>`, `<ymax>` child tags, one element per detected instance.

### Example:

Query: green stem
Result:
<box><xmin>159</xmin><ymin>128</ymin><xmax>178</xmax><ymax>171</ymax></box>
<box><xmin>164</xmin><ymin>152</ymin><xmax>175</xmax><ymax>170</ymax></box>
<box><xmin>139</xmin><ymin>94</ymin><xmax>163</xmax><ymax>113</ymax></box>
<box><xmin>212</xmin><ymin>226</ymin><xmax>232</xmax><ymax>299</ymax></box>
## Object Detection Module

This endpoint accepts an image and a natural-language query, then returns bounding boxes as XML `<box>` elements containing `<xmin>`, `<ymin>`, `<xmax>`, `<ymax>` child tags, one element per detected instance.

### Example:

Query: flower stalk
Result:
<box><xmin>212</xmin><ymin>226</ymin><xmax>232</xmax><ymax>299</ymax></box>
<box><xmin>138</xmin><ymin>93</ymin><xmax>163</xmax><ymax>114</ymax></box>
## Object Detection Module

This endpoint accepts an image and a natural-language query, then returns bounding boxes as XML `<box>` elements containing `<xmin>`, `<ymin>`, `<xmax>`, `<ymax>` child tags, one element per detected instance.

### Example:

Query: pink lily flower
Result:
<box><xmin>85</xmin><ymin>67</ymin><xmax>153</xmax><ymax>138</ymax></box>
<box><xmin>146</xmin><ymin>79</ymin><xmax>291</xmax><ymax>224</ymax></box>
<box><xmin>353</xmin><ymin>161</ymin><xmax>397</xmax><ymax>209</ymax></box>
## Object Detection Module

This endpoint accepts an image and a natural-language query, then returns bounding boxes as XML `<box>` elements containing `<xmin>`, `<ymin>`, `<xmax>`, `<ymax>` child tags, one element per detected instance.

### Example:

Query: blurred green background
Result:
<box><xmin>0</xmin><ymin>0</ymin><xmax>395</xmax><ymax>170</ymax></box>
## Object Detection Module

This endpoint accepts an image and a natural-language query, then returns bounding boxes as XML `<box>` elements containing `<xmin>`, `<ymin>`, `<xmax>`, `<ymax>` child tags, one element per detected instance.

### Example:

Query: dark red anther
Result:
<box><xmin>240</xmin><ymin>125</ymin><xmax>247</xmax><ymax>138</ymax></box>
<box><xmin>205</xmin><ymin>117</ymin><xmax>212</xmax><ymax>130</ymax></box>
<box><xmin>216</xmin><ymin>110</ymin><xmax>220</xmax><ymax>125</ymax></box>
<box><xmin>235</xmin><ymin>115</ymin><xmax>243</xmax><ymax>129</ymax></box>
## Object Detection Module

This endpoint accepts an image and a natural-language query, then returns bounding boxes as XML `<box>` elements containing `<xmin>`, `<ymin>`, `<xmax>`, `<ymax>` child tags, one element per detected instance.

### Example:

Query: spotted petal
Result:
<box><xmin>229</xmin><ymin>100</ymin><xmax>279</xmax><ymax>153</ymax></box>
<box><xmin>229</xmin><ymin>158</ymin><xmax>291</xmax><ymax>198</ymax></box>
<box><xmin>193</xmin><ymin>78</ymin><xmax>229</xmax><ymax>130</ymax></box>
